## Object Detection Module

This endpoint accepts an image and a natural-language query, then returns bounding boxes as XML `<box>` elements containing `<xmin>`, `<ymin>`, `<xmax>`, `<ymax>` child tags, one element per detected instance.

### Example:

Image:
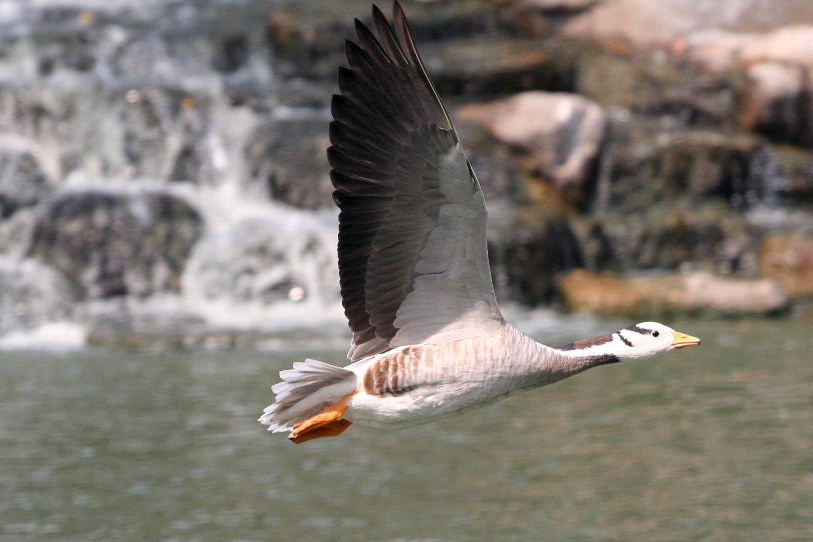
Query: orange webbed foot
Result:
<box><xmin>288</xmin><ymin>393</ymin><xmax>354</xmax><ymax>444</ymax></box>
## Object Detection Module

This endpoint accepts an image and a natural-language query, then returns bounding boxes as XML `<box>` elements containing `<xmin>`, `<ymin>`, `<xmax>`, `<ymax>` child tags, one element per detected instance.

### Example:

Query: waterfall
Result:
<box><xmin>0</xmin><ymin>0</ymin><xmax>348</xmax><ymax>348</ymax></box>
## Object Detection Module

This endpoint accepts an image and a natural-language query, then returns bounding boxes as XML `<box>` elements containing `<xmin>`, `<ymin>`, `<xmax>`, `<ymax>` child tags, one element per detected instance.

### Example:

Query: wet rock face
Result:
<box><xmin>601</xmin><ymin>126</ymin><xmax>776</xmax><ymax>212</ymax></box>
<box><xmin>267</xmin><ymin>2</ymin><xmax>578</xmax><ymax>97</ymax></box>
<box><xmin>489</xmin><ymin>208</ymin><xmax>584</xmax><ymax>305</ymax></box>
<box><xmin>526</xmin><ymin>0</ymin><xmax>813</xmax><ymax>46</ymax></box>
<box><xmin>560</xmin><ymin>269</ymin><xmax>790</xmax><ymax>317</ymax></box>
<box><xmin>760</xmin><ymin>234</ymin><xmax>813</xmax><ymax>297</ymax></box>
<box><xmin>459</xmin><ymin>92</ymin><xmax>606</xmax><ymax>208</ymax></box>
<box><xmin>0</xmin><ymin>150</ymin><xmax>50</xmax><ymax>218</ymax></box>
<box><xmin>245</xmin><ymin>118</ymin><xmax>334</xmax><ymax>210</ymax></box>
<box><xmin>603</xmin><ymin>205</ymin><xmax>758</xmax><ymax>274</ymax></box>
<box><xmin>27</xmin><ymin>191</ymin><xmax>203</xmax><ymax>300</ymax></box>
<box><xmin>578</xmin><ymin>50</ymin><xmax>749</xmax><ymax>128</ymax></box>
<box><xmin>0</xmin><ymin>258</ymin><xmax>75</xmax><ymax>336</ymax></box>
<box><xmin>676</xmin><ymin>26</ymin><xmax>813</xmax><ymax>147</ymax></box>
<box><xmin>742</xmin><ymin>62</ymin><xmax>812</xmax><ymax>148</ymax></box>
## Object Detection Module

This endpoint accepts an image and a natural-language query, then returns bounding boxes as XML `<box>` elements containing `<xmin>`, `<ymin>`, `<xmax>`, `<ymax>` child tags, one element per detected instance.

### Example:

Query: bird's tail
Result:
<box><xmin>258</xmin><ymin>359</ymin><xmax>357</xmax><ymax>433</ymax></box>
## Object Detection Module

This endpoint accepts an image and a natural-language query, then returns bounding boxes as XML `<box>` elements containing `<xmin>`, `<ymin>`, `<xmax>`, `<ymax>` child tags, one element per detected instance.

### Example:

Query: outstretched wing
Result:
<box><xmin>329</xmin><ymin>2</ymin><xmax>503</xmax><ymax>361</ymax></box>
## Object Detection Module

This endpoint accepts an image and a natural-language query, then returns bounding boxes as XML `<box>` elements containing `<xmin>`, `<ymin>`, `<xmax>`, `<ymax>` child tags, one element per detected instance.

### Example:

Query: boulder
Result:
<box><xmin>0</xmin><ymin>257</ymin><xmax>76</xmax><ymax>336</ymax></box>
<box><xmin>245</xmin><ymin>118</ymin><xmax>334</xmax><ymax>209</ymax></box>
<box><xmin>675</xmin><ymin>26</ymin><xmax>813</xmax><ymax>146</ymax></box>
<box><xmin>27</xmin><ymin>190</ymin><xmax>203</xmax><ymax>299</ymax></box>
<box><xmin>601</xmin><ymin>204</ymin><xmax>759</xmax><ymax>275</ymax></box>
<box><xmin>680</xmin><ymin>25</ymin><xmax>813</xmax><ymax>72</ymax></box>
<box><xmin>680</xmin><ymin>29</ymin><xmax>759</xmax><ymax>72</ymax></box>
<box><xmin>559</xmin><ymin>269</ymin><xmax>790</xmax><ymax>317</ymax></box>
<box><xmin>488</xmin><ymin>206</ymin><xmax>583</xmax><ymax>305</ymax></box>
<box><xmin>516</xmin><ymin>0</ymin><xmax>598</xmax><ymax>9</ymax></box>
<box><xmin>458</xmin><ymin>92</ymin><xmax>605</xmax><ymax>208</ymax></box>
<box><xmin>266</xmin><ymin>0</ymin><xmax>493</xmax><ymax>81</ymax></box>
<box><xmin>425</xmin><ymin>39</ymin><xmax>577</xmax><ymax>98</ymax></box>
<box><xmin>772</xmin><ymin>146</ymin><xmax>813</xmax><ymax>205</ymax></box>
<box><xmin>739</xmin><ymin>25</ymin><xmax>813</xmax><ymax>67</ymax></box>
<box><xmin>544</xmin><ymin>0</ymin><xmax>813</xmax><ymax>47</ymax></box>
<box><xmin>577</xmin><ymin>50</ymin><xmax>748</xmax><ymax>126</ymax></box>
<box><xmin>601</xmin><ymin>126</ymin><xmax>775</xmax><ymax>211</ymax></box>
<box><xmin>0</xmin><ymin>149</ymin><xmax>50</xmax><ymax>218</ymax></box>
<box><xmin>760</xmin><ymin>234</ymin><xmax>813</xmax><ymax>297</ymax></box>
<box><xmin>267</xmin><ymin>1</ymin><xmax>578</xmax><ymax>96</ymax></box>
<box><xmin>742</xmin><ymin>62</ymin><xmax>812</xmax><ymax>147</ymax></box>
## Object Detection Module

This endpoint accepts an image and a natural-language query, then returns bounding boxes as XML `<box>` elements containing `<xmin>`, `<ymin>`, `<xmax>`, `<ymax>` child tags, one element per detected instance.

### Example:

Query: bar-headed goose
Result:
<box><xmin>259</xmin><ymin>1</ymin><xmax>700</xmax><ymax>443</ymax></box>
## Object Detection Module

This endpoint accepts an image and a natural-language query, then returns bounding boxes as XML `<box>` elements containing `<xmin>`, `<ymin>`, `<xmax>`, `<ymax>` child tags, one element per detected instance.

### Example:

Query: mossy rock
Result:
<box><xmin>559</xmin><ymin>269</ymin><xmax>790</xmax><ymax>318</ymax></box>
<box><xmin>578</xmin><ymin>48</ymin><xmax>749</xmax><ymax>127</ymax></box>
<box><xmin>27</xmin><ymin>191</ymin><xmax>203</xmax><ymax>300</ymax></box>
<box><xmin>488</xmin><ymin>206</ymin><xmax>583</xmax><ymax>305</ymax></box>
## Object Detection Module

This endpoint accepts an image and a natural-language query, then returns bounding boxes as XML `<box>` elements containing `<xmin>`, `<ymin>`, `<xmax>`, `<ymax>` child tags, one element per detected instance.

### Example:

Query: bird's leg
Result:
<box><xmin>288</xmin><ymin>393</ymin><xmax>354</xmax><ymax>444</ymax></box>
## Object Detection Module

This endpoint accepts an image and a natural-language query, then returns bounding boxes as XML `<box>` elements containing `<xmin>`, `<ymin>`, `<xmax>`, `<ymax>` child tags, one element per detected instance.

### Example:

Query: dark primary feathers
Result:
<box><xmin>328</xmin><ymin>2</ymin><xmax>502</xmax><ymax>361</ymax></box>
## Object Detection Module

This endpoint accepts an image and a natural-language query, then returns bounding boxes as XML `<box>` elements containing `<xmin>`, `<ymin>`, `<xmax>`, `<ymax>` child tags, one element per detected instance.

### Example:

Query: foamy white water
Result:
<box><xmin>0</xmin><ymin>322</ymin><xmax>87</xmax><ymax>351</ymax></box>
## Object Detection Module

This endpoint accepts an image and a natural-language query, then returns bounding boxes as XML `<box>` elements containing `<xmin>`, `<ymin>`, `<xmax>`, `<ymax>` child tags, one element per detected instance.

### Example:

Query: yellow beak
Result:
<box><xmin>671</xmin><ymin>330</ymin><xmax>701</xmax><ymax>349</ymax></box>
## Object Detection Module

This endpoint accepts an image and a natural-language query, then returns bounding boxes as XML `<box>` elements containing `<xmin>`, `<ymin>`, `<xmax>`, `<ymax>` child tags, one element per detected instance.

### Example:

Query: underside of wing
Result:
<box><xmin>329</xmin><ymin>2</ymin><xmax>503</xmax><ymax>361</ymax></box>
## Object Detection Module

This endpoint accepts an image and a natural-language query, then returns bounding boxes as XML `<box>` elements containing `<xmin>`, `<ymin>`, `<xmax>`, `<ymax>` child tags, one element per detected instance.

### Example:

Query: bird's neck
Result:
<box><xmin>506</xmin><ymin>325</ymin><xmax>622</xmax><ymax>385</ymax></box>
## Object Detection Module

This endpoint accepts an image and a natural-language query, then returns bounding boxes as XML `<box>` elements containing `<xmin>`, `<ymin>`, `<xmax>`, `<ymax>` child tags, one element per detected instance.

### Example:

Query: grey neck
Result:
<box><xmin>504</xmin><ymin>324</ymin><xmax>620</xmax><ymax>387</ymax></box>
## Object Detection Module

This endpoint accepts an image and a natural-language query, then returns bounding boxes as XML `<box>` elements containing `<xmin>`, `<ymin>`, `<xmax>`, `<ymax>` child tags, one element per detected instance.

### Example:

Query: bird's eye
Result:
<box><xmin>652</xmin><ymin>331</ymin><xmax>659</xmax><ymax>337</ymax></box>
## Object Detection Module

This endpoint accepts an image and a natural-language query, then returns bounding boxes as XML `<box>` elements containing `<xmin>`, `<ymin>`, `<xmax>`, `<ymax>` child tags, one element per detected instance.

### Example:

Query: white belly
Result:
<box><xmin>345</xmin><ymin>380</ymin><xmax>510</xmax><ymax>428</ymax></box>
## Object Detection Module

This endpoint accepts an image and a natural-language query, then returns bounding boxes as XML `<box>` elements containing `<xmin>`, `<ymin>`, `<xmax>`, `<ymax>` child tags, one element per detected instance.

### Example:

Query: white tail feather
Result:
<box><xmin>258</xmin><ymin>359</ymin><xmax>356</xmax><ymax>432</ymax></box>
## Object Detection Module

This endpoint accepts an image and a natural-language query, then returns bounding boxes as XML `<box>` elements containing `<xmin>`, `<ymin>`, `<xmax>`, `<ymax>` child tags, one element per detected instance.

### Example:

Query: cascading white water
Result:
<box><xmin>0</xmin><ymin>0</ymin><xmax>349</xmax><ymax>348</ymax></box>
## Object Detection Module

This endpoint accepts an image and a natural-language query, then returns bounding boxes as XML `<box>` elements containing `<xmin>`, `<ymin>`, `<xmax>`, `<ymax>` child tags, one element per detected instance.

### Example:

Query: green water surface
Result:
<box><xmin>1</xmin><ymin>317</ymin><xmax>811</xmax><ymax>541</ymax></box>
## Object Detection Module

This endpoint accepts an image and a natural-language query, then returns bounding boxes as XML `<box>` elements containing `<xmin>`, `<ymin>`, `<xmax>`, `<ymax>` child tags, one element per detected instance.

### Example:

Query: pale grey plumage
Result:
<box><xmin>328</xmin><ymin>2</ymin><xmax>502</xmax><ymax>362</ymax></box>
<box><xmin>258</xmin><ymin>2</ymin><xmax>700</xmax><ymax>439</ymax></box>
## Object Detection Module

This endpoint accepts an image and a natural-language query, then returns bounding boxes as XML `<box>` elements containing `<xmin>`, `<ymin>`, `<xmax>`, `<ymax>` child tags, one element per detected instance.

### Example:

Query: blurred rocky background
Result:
<box><xmin>0</xmin><ymin>0</ymin><xmax>810</xmax><ymax>348</ymax></box>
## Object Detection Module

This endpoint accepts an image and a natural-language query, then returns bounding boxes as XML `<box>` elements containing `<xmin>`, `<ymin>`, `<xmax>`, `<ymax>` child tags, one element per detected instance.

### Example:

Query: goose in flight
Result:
<box><xmin>259</xmin><ymin>1</ymin><xmax>700</xmax><ymax>443</ymax></box>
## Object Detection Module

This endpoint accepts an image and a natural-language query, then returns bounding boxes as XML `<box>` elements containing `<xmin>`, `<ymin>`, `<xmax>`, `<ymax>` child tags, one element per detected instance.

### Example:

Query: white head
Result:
<box><xmin>613</xmin><ymin>322</ymin><xmax>701</xmax><ymax>359</ymax></box>
<box><xmin>558</xmin><ymin>321</ymin><xmax>701</xmax><ymax>360</ymax></box>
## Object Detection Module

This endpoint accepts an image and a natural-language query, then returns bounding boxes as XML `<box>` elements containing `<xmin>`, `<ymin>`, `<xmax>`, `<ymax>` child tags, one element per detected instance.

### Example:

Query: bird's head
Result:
<box><xmin>557</xmin><ymin>321</ymin><xmax>701</xmax><ymax>361</ymax></box>
<box><xmin>614</xmin><ymin>322</ymin><xmax>701</xmax><ymax>359</ymax></box>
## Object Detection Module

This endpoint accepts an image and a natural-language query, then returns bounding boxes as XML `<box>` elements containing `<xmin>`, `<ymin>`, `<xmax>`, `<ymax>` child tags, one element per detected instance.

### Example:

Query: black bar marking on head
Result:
<box><xmin>615</xmin><ymin>331</ymin><xmax>633</xmax><ymax>347</ymax></box>
<box><xmin>625</xmin><ymin>324</ymin><xmax>648</xmax><ymax>334</ymax></box>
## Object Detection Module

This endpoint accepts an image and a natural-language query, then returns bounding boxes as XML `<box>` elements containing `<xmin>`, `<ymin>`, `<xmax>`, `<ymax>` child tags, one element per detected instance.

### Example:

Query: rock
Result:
<box><xmin>674</xmin><ymin>26</ymin><xmax>812</xmax><ymax>145</ymax></box>
<box><xmin>0</xmin><ymin>149</ymin><xmax>50</xmax><ymax>218</ymax></box>
<box><xmin>426</xmin><ymin>39</ymin><xmax>577</xmax><ymax>98</ymax></box>
<box><xmin>680</xmin><ymin>25</ymin><xmax>813</xmax><ymax>71</ymax></box>
<box><xmin>601</xmin><ymin>204</ymin><xmax>759</xmax><ymax>275</ymax></box>
<box><xmin>27</xmin><ymin>190</ymin><xmax>203</xmax><ymax>299</ymax></box>
<box><xmin>671</xmin><ymin>26</ymin><xmax>813</xmax><ymax>146</ymax></box>
<box><xmin>742</xmin><ymin>62</ymin><xmax>812</xmax><ymax>147</ymax></box>
<box><xmin>488</xmin><ymin>206</ymin><xmax>583</xmax><ymax>305</ymax></box>
<box><xmin>601</xmin><ymin>125</ymin><xmax>776</xmax><ymax>211</ymax></box>
<box><xmin>739</xmin><ymin>25</ymin><xmax>813</xmax><ymax>67</ymax></box>
<box><xmin>680</xmin><ymin>29</ymin><xmax>760</xmax><ymax>72</ymax></box>
<box><xmin>517</xmin><ymin>0</ymin><xmax>598</xmax><ymax>10</ymax></box>
<box><xmin>772</xmin><ymin>146</ymin><xmax>813</xmax><ymax>205</ymax></box>
<box><xmin>266</xmin><ymin>0</ymin><xmax>492</xmax><ymax>81</ymax></box>
<box><xmin>244</xmin><ymin>118</ymin><xmax>334</xmax><ymax>210</ymax></box>
<box><xmin>545</xmin><ymin>0</ymin><xmax>813</xmax><ymax>48</ymax></box>
<box><xmin>266</xmin><ymin>1</ymin><xmax>577</xmax><ymax>96</ymax></box>
<box><xmin>760</xmin><ymin>234</ymin><xmax>813</xmax><ymax>297</ymax></box>
<box><xmin>578</xmin><ymin>50</ymin><xmax>748</xmax><ymax>125</ymax></box>
<box><xmin>212</xmin><ymin>34</ymin><xmax>250</xmax><ymax>74</ymax></box>
<box><xmin>559</xmin><ymin>269</ymin><xmax>790</xmax><ymax>317</ymax></box>
<box><xmin>455</xmin><ymin>115</ymin><xmax>534</xmax><ymax>205</ymax></box>
<box><xmin>570</xmin><ymin>217</ymin><xmax>618</xmax><ymax>271</ymax></box>
<box><xmin>0</xmin><ymin>257</ymin><xmax>76</xmax><ymax>336</ymax></box>
<box><xmin>458</xmin><ymin>92</ymin><xmax>605</xmax><ymax>207</ymax></box>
